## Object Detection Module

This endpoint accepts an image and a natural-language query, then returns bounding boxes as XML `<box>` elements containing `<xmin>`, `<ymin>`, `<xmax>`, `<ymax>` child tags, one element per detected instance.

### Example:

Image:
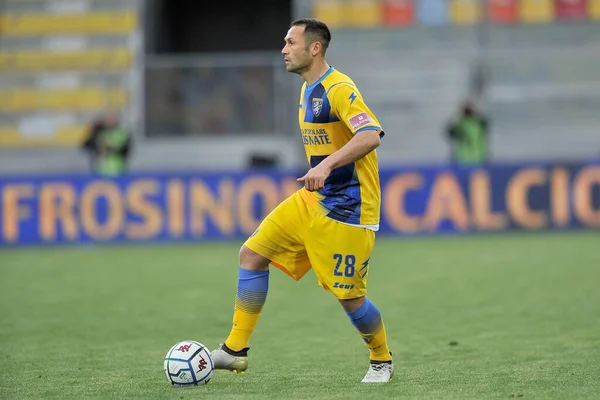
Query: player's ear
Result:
<box><xmin>311</xmin><ymin>42</ymin><xmax>321</xmax><ymax>57</ymax></box>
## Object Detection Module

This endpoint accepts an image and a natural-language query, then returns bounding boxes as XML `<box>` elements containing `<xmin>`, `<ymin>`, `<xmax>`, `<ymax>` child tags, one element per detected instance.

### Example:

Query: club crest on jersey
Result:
<box><xmin>312</xmin><ymin>98</ymin><xmax>323</xmax><ymax>117</ymax></box>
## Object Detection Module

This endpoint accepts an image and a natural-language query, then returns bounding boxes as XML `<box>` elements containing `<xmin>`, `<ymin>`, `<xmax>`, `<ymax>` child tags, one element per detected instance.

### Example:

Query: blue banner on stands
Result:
<box><xmin>1</xmin><ymin>162</ymin><xmax>599</xmax><ymax>246</ymax></box>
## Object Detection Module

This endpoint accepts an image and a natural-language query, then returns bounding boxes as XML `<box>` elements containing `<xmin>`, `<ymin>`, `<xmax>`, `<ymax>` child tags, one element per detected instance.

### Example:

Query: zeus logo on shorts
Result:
<box><xmin>333</xmin><ymin>282</ymin><xmax>354</xmax><ymax>289</ymax></box>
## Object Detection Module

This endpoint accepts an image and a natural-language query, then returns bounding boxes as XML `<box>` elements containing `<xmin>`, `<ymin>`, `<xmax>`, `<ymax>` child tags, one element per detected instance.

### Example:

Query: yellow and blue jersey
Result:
<box><xmin>298</xmin><ymin>66</ymin><xmax>384</xmax><ymax>230</ymax></box>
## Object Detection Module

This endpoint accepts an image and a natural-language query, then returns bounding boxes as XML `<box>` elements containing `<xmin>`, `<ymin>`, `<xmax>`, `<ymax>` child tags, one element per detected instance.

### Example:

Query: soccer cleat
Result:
<box><xmin>361</xmin><ymin>360</ymin><xmax>394</xmax><ymax>383</ymax></box>
<box><xmin>210</xmin><ymin>343</ymin><xmax>249</xmax><ymax>374</ymax></box>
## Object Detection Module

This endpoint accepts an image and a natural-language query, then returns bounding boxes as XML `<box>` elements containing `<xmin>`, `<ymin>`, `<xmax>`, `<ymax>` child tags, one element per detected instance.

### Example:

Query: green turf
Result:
<box><xmin>1</xmin><ymin>232</ymin><xmax>599</xmax><ymax>399</ymax></box>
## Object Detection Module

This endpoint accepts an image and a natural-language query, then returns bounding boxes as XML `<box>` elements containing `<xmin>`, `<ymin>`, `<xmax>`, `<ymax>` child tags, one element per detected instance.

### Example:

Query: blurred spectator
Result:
<box><xmin>446</xmin><ymin>101</ymin><xmax>490</xmax><ymax>166</ymax></box>
<box><xmin>81</xmin><ymin>112</ymin><xmax>132</xmax><ymax>177</ymax></box>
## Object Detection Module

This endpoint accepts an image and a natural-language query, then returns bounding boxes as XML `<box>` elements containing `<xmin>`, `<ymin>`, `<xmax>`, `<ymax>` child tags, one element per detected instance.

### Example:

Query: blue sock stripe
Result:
<box><xmin>235</xmin><ymin>291</ymin><xmax>268</xmax><ymax>314</ymax></box>
<box><xmin>236</xmin><ymin>287</ymin><xmax>268</xmax><ymax>296</ymax></box>
<box><xmin>346</xmin><ymin>298</ymin><xmax>383</xmax><ymax>334</ymax></box>
<box><xmin>236</xmin><ymin>288</ymin><xmax>268</xmax><ymax>302</ymax></box>
<box><xmin>234</xmin><ymin>300</ymin><xmax>264</xmax><ymax>314</ymax></box>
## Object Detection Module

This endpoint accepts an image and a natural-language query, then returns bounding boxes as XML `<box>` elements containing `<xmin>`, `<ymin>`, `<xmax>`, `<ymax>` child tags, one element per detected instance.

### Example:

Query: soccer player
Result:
<box><xmin>211</xmin><ymin>18</ymin><xmax>393</xmax><ymax>383</ymax></box>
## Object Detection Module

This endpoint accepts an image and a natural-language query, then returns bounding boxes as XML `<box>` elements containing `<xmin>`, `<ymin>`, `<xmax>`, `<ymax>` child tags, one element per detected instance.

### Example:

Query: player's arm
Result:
<box><xmin>319</xmin><ymin>129</ymin><xmax>380</xmax><ymax>170</ymax></box>
<box><xmin>298</xmin><ymin>129</ymin><xmax>380</xmax><ymax>191</ymax></box>
<box><xmin>298</xmin><ymin>84</ymin><xmax>383</xmax><ymax>191</ymax></box>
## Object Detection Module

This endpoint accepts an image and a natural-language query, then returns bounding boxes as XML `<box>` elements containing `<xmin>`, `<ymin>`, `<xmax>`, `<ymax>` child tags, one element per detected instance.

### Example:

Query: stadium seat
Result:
<box><xmin>518</xmin><ymin>0</ymin><xmax>555</xmax><ymax>23</ymax></box>
<box><xmin>313</xmin><ymin>0</ymin><xmax>383</xmax><ymax>29</ymax></box>
<box><xmin>416</xmin><ymin>0</ymin><xmax>449</xmax><ymax>26</ymax></box>
<box><xmin>450</xmin><ymin>0</ymin><xmax>482</xmax><ymax>25</ymax></box>
<box><xmin>0</xmin><ymin>124</ymin><xmax>87</xmax><ymax>147</ymax></box>
<box><xmin>313</xmin><ymin>0</ymin><xmax>346</xmax><ymax>29</ymax></box>
<box><xmin>382</xmin><ymin>0</ymin><xmax>415</xmax><ymax>27</ymax></box>
<box><xmin>345</xmin><ymin>0</ymin><xmax>383</xmax><ymax>28</ymax></box>
<box><xmin>0</xmin><ymin>88</ymin><xmax>128</xmax><ymax>112</ymax></box>
<box><xmin>487</xmin><ymin>0</ymin><xmax>518</xmax><ymax>24</ymax></box>
<box><xmin>0</xmin><ymin>12</ymin><xmax>138</xmax><ymax>36</ymax></box>
<box><xmin>0</xmin><ymin>49</ymin><xmax>132</xmax><ymax>70</ymax></box>
<box><xmin>590</xmin><ymin>0</ymin><xmax>600</xmax><ymax>20</ymax></box>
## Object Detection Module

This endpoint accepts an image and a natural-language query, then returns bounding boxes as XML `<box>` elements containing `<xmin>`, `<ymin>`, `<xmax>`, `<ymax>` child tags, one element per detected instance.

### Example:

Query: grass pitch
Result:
<box><xmin>1</xmin><ymin>232</ymin><xmax>599</xmax><ymax>399</ymax></box>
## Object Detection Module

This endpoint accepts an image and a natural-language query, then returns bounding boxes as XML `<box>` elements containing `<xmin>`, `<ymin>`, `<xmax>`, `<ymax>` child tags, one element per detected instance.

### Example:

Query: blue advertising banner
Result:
<box><xmin>0</xmin><ymin>162</ymin><xmax>599</xmax><ymax>246</ymax></box>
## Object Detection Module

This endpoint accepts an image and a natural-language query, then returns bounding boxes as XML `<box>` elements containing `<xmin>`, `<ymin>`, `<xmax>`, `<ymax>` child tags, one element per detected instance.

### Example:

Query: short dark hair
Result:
<box><xmin>290</xmin><ymin>18</ymin><xmax>331</xmax><ymax>53</ymax></box>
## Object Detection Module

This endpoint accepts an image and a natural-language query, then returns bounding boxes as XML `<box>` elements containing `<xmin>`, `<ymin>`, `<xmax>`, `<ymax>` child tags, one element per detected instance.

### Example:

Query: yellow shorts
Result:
<box><xmin>244</xmin><ymin>190</ymin><xmax>376</xmax><ymax>300</ymax></box>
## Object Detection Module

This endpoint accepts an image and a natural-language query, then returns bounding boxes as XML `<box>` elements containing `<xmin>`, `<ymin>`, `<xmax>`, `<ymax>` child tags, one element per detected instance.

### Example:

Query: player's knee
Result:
<box><xmin>239</xmin><ymin>245</ymin><xmax>270</xmax><ymax>271</ymax></box>
<box><xmin>338</xmin><ymin>296</ymin><xmax>366</xmax><ymax>313</ymax></box>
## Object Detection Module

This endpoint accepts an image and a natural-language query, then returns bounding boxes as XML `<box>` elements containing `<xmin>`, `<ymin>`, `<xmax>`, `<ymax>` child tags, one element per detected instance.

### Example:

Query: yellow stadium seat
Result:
<box><xmin>0</xmin><ymin>11</ymin><xmax>138</xmax><ymax>36</ymax></box>
<box><xmin>590</xmin><ymin>0</ymin><xmax>600</xmax><ymax>20</ymax></box>
<box><xmin>519</xmin><ymin>0</ymin><xmax>555</xmax><ymax>23</ymax></box>
<box><xmin>0</xmin><ymin>88</ymin><xmax>128</xmax><ymax>112</ymax></box>
<box><xmin>344</xmin><ymin>0</ymin><xmax>382</xmax><ymax>28</ymax></box>
<box><xmin>0</xmin><ymin>48</ymin><xmax>132</xmax><ymax>71</ymax></box>
<box><xmin>313</xmin><ymin>0</ymin><xmax>346</xmax><ymax>29</ymax></box>
<box><xmin>0</xmin><ymin>124</ymin><xmax>87</xmax><ymax>147</ymax></box>
<box><xmin>313</xmin><ymin>0</ymin><xmax>382</xmax><ymax>29</ymax></box>
<box><xmin>450</xmin><ymin>0</ymin><xmax>482</xmax><ymax>25</ymax></box>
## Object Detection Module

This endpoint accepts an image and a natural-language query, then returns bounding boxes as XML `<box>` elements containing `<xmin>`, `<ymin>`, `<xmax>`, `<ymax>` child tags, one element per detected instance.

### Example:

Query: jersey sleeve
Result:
<box><xmin>329</xmin><ymin>83</ymin><xmax>384</xmax><ymax>137</ymax></box>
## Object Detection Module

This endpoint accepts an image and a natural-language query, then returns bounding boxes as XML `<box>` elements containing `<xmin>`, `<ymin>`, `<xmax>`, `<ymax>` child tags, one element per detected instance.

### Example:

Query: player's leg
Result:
<box><xmin>212</xmin><ymin>191</ymin><xmax>311</xmax><ymax>373</ymax></box>
<box><xmin>224</xmin><ymin>246</ymin><xmax>270</xmax><ymax>349</ymax></box>
<box><xmin>211</xmin><ymin>246</ymin><xmax>270</xmax><ymax>373</ymax></box>
<box><xmin>306</xmin><ymin>212</ymin><xmax>392</xmax><ymax>382</ymax></box>
<box><xmin>339</xmin><ymin>296</ymin><xmax>393</xmax><ymax>383</ymax></box>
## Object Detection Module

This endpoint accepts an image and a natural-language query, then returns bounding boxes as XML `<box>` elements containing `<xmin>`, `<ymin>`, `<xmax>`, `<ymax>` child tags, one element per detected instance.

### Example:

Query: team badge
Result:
<box><xmin>312</xmin><ymin>98</ymin><xmax>323</xmax><ymax>117</ymax></box>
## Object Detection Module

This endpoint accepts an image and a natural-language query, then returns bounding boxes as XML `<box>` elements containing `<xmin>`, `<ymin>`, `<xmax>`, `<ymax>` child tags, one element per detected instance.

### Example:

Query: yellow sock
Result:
<box><xmin>360</xmin><ymin>321</ymin><xmax>392</xmax><ymax>362</ymax></box>
<box><xmin>225</xmin><ymin>309</ymin><xmax>262</xmax><ymax>352</ymax></box>
<box><xmin>224</xmin><ymin>268</ymin><xmax>269</xmax><ymax>352</ymax></box>
<box><xmin>347</xmin><ymin>297</ymin><xmax>392</xmax><ymax>362</ymax></box>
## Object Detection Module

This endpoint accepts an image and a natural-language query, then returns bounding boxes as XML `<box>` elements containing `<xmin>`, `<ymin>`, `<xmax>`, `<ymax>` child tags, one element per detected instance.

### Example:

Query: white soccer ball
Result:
<box><xmin>164</xmin><ymin>340</ymin><xmax>214</xmax><ymax>386</ymax></box>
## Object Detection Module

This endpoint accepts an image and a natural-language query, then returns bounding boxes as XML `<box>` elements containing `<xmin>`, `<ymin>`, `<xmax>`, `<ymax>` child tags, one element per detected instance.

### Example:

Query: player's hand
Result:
<box><xmin>297</xmin><ymin>163</ymin><xmax>332</xmax><ymax>192</ymax></box>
